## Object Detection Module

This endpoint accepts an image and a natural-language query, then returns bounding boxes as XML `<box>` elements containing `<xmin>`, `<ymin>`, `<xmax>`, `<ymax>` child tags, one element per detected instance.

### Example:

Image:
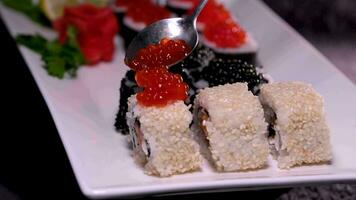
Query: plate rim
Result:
<box><xmin>83</xmin><ymin>173</ymin><xmax>356</xmax><ymax>198</ymax></box>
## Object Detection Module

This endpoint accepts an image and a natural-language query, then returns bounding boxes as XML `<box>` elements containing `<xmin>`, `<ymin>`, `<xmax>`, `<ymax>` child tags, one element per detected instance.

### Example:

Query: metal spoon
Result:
<box><xmin>125</xmin><ymin>0</ymin><xmax>208</xmax><ymax>64</ymax></box>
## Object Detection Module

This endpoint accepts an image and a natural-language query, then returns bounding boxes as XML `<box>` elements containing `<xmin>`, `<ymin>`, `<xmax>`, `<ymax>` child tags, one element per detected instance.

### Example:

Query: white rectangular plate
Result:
<box><xmin>1</xmin><ymin>0</ymin><xmax>356</xmax><ymax>199</ymax></box>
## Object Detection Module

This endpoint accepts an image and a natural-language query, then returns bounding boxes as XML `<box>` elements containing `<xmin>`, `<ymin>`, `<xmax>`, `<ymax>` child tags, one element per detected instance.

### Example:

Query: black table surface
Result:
<box><xmin>0</xmin><ymin>16</ymin><xmax>88</xmax><ymax>200</ymax></box>
<box><xmin>1</xmin><ymin>1</ymin><xmax>355</xmax><ymax>199</ymax></box>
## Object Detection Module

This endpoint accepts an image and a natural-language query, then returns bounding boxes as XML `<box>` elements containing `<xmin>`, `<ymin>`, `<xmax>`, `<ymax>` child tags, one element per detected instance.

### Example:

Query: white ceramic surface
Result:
<box><xmin>1</xmin><ymin>0</ymin><xmax>356</xmax><ymax>199</ymax></box>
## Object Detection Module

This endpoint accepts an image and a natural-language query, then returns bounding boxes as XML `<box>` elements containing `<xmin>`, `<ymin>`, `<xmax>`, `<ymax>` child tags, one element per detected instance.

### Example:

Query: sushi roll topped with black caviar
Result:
<box><xmin>192</xmin><ymin>58</ymin><xmax>268</xmax><ymax>93</ymax></box>
<box><xmin>184</xmin><ymin>58</ymin><xmax>268</xmax><ymax>96</ymax></box>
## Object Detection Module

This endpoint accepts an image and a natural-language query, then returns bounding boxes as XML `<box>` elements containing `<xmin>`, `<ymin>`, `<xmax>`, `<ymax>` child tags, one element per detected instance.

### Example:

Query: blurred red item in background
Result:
<box><xmin>125</xmin><ymin>0</ymin><xmax>171</xmax><ymax>25</ymax></box>
<box><xmin>54</xmin><ymin>4</ymin><xmax>119</xmax><ymax>65</ymax></box>
<box><xmin>204</xmin><ymin>19</ymin><xmax>246</xmax><ymax>48</ymax></box>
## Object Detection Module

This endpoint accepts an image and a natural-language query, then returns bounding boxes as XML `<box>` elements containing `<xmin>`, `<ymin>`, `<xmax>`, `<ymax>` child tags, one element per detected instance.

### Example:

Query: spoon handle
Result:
<box><xmin>188</xmin><ymin>0</ymin><xmax>209</xmax><ymax>24</ymax></box>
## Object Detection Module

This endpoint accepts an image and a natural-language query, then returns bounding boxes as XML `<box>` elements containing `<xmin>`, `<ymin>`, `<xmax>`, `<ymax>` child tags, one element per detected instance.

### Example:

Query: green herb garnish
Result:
<box><xmin>0</xmin><ymin>0</ymin><xmax>50</xmax><ymax>26</ymax></box>
<box><xmin>16</xmin><ymin>27</ymin><xmax>84</xmax><ymax>79</ymax></box>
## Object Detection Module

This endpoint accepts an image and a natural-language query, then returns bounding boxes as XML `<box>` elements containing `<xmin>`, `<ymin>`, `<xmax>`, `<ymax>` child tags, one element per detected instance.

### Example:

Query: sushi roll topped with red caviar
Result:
<box><xmin>166</xmin><ymin>0</ymin><xmax>198</xmax><ymax>16</ymax></box>
<box><xmin>187</xmin><ymin>0</ymin><xmax>258</xmax><ymax>62</ymax></box>
<box><xmin>112</xmin><ymin>0</ymin><xmax>134</xmax><ymax>34</ymax></box>
<box><xmin>121</xmin><ymin>0</ymin><xmax>173</xmax><ymax>47</ymax></box>
<box><xmin>187</xmin><ymin>0</ymin><xmax>231</xmax><ymax>30</ymax></box>
<box><xmin>124</xmin><ymin>0</ymin><xmax>172</xmax><ymax>31</ymax></box>
<box><xmin>115</xmin><ymin>38</ymin><xmax>194</xmax><ymax>134</ymax></box>
<box><xmin>203</xmin><ymin>19</ymin><xmax>246</xmax><ymax>49</ymax></box>
<box><xmin>200</xmin><ymin>19</ymin><xmax>258</xmax><ymax>57</ymax></box>
<box><xmin>113</xmin><ymin>0</ymin><xmax>133</xmax><ymax>13</ymax></box>
<box><xmin>123</xmin><ymin>38</ymin><xmax>202</xmax><ymax>176</ymax></box>
<box><xmin>168</xmin><ymin>0</ymin><xmax>198</xmax><ymax>9</ymax></box>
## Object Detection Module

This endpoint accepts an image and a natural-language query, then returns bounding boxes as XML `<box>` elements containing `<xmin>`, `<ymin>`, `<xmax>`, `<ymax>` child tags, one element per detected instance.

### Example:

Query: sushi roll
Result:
<box><xmin>172</xmin><ymin>56</ymin><xmax>268</xmax><ymax>99</ymax></box>
<box><xmin>194</xmin><ymin>83</ymin><xmax>269</xmax><ymax>171</ymax></box>
<box><xmin>170</xmin><ymin>43</ymin><xmax>215</xmax><ymax>72</ymax></box>
<box><xmin>169</xmin><ymin>43</ymin><xmax>216</xmax><ymax>103</ymax></box>
<box><xmin>114</xmin><ymin>70</ymin><xmax>138</xmax><ymax>135</ymax></box>
<box><xmin>166</xmin><ymin>0</ymin><xmax>197</xmax><ymax>16</ymax></box>
<box><xmin>111</xmin><ymin>0</ymin><xmax>133</xmax><ymax>28</ymax></box>
<box><xmin>121</xmin><ymin>0</ymin><xmax>172</xmax><ymax>48</ymax></box>
<box><xmin>200</xmin><ymin>19</ymin><xmax>258</xmax><ymax>65</ymax></box>
<box><xmin>189</xmin><ymin>58</ymin><xmax>268</xmax><ymax>94</ymax></box>
<box><xmin>186</xmin><ymin>0</ymin><xmax>227</xmax><ymax>31</ymax></box>
<box><xmin>127</xmin><ymin>96</ymin><xmax>202</xmax><ymax>176</ymax></box>
<box><xmin>259</xmin><ymin>82</ymin><xmax>332</xmax><ymax>169</ymax></box>
<box><xmin>170</xmin><ymin>43</ymin><xmax>267</xmax><ymax>105</ymax></box>
<box><xmin>185</xmin><ymin>0</ymin><xmax>258</xmax><ymax>64</ymax></box>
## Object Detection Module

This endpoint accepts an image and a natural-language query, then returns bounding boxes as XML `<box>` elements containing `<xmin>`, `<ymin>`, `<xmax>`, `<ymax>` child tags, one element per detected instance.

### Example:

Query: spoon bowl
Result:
<box><xmin>125</xmin><ymin>0</ymin><xmax>208</xmax><ymax>65</ymax></box>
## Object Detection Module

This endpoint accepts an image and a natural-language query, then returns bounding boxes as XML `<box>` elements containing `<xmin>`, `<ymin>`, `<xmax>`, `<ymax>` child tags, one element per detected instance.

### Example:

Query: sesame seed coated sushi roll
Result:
<box><xmin>114</xmin><ymin>70</ymin><xmax>138</xmax><ymax>135</ymax></box>
<box><xmin>259</xmin><ymin>82</ymin><xmax>332</xmax><ymax>169</ymax></box>
<box><xmin>194</xmin><ymin>83</ymin><xmax>269</xmax><ymax>171</ymax></box>
<box><xmin>127</xmin><ymin>96</ymin><xmax>202</xmax><ymax>177</ymax></box>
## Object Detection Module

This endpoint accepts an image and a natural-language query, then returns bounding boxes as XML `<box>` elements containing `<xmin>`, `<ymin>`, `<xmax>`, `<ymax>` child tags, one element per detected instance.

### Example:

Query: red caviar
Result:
<box><xmin>188</xmin><ymin>0</ymin><xmax>230</xmax><ymax>29</ymax></box>
<box><xmin>115</xmin><ymin>0</ymin><xmax>133</xmax><ymax>9</ymax></box>
<box><xmin>177</xmin><ymin>0</ymin><xmax>200</xmax><ymax>5</ymax></box>
<box><xmin>126</xmin><ymin>38</ymin><xmax>191</xmax><ymax>107</ymax></box>
<box><xmin>126</xmin><ymin>38</ymin><xmax>191</xmax><ymax>71</ymax></box>
<box><xmin>186</xmin><ymin>0</ymin><xmax>246</xmax><ymax>47</ymax></box>
<box><xmin>177</xmin><ymin>0</ymin><xmax>199</xmax><ymax>3</ymax></box>
<box><xmin>125</xmin><ymin>0</ymin><xmax>171</xmax><ymax>25</ymax></box>
<box><xmin>135</xmin><ymin>67</ymin><xmax>188</xmax><ymax>107</ymax></box>
<box><xmin>204</xmin><ymin>19</ymin><xmax>246</xmax><ymax>48</ymax></box>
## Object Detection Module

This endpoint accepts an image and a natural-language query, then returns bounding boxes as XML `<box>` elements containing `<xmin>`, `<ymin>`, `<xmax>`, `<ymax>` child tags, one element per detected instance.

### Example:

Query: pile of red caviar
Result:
<box><xmin>127</xmin><ymin>38</ymin><xmax>191</xmax><ymax>107</ymax></box>
<box><xmin>136</xmin><ymin>68</ymin><xmax>188</xmax><ymax>106</ymax></box>
<box><xmin>125</xmin><ymin>0</ymin><xmax>171</xmax><ymax>25</ymax></box>
<box><xmin>126</xmin><ymin>38</ymin><xmax>191</xmax><ymax>71</ymax></box>
<box><xmin>187</xmin><ymin>0</ymin><xmax>246</xmax><ymax>48</ymax></box>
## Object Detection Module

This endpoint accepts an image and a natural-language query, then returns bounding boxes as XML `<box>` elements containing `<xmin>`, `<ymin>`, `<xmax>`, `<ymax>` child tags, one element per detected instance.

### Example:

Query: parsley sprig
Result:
<box><xmin>16</xmin><ymin>27</ymin><xmax>84</xmax><ymax>79</ymax></box>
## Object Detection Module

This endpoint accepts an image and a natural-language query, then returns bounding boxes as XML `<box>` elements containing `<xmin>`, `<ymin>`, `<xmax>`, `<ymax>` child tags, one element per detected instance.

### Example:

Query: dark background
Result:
<box><xmin>1</xmin><ymin>0</ymin><xmax>355</xmax><ymax>199</ymax></box>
